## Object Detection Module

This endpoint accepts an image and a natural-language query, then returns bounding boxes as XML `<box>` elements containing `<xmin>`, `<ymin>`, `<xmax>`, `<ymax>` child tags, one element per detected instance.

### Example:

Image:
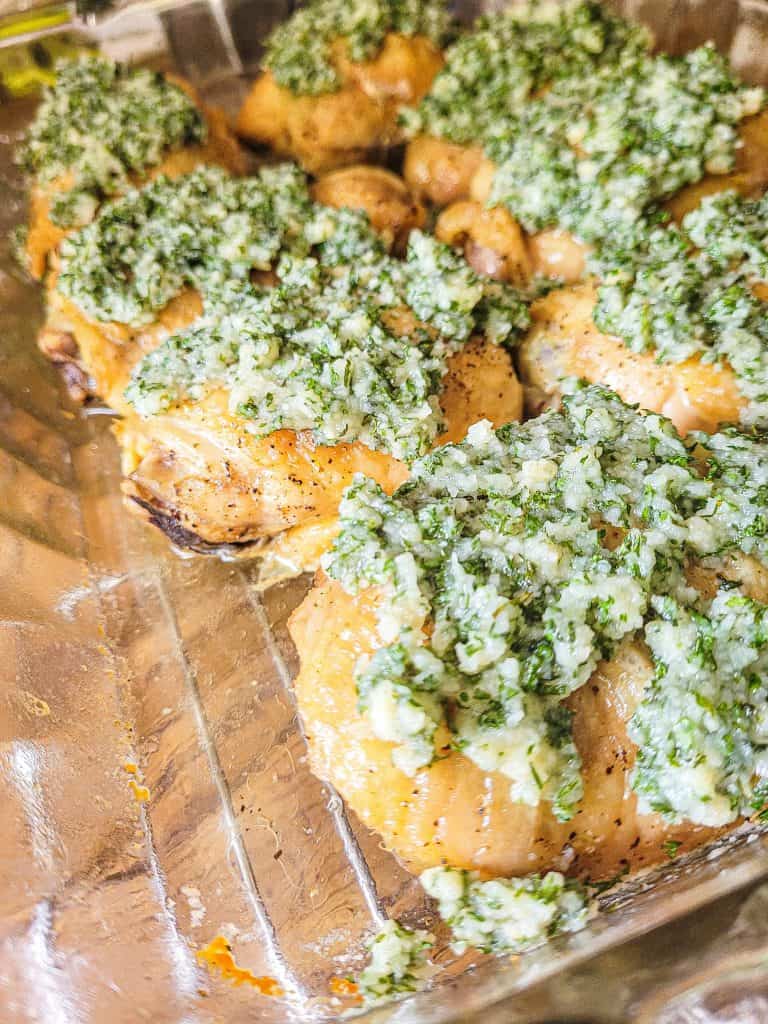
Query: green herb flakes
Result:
<box><xmin>488</xmin><ymin>45</ymin><xmax>763</xmax><ymax>245</ymax></box>
<box><xmin>593</xmin><ymin>191</ymin><xmax>768</xmax><ymax>426</ymax></box>
<box><xmin>264</xmin><ymin>0</ymin><xmax>453</xmax><ymax>96</ymax></box>
<box><xmin>125</xmin><ymin>223</ymin><xmax>528</xmax><ymax>462</ymax></box>
<box><xmin>402</xmin><ymin>0</ymin><xmax>650</xmax><ymax>146</ymax></box>
<box><xmin>19</xmin><ymin>57</ymin><xmax>206</xmax><ymax>228</ymax></box>
<box><xmin>421</xmin><ymin>867</ymin><xmax>589</xmax><ymax>955</ymax></box>
<box><xmin>325</xmin><ymin>385</ymin><xmax>768</xmax><ymax>826</ymax></box>
<box><xmin>57</xmin><ymin>164</ymin><xmax>313</xmax><ymax>325</ymax></box>
<box><xmin>354</xmin><ymin>920</ymin><xmax>434</xmax><ymax>1008</ymax></box>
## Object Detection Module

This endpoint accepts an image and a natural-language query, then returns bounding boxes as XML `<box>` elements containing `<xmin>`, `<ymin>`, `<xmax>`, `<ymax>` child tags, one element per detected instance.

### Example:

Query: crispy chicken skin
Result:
<box><xmin>38</xmin><ymin>268</ymin><xmax>205</xmax><ymax>409</ymax></box>
<box><xmin>414</xmin><ymin>108</ymin><xmax>768</xmax><ymax>287</ymax></box>
<box><xmin>518</xmin><ymin>283</ymin><xmax>744</xmax><ymax>434</ymax></box>
<box><xmin>236</xmin><ymin>34</ymin><xmax>443</xmax><ymax>174</ymax></box>
<box><xmin>116</xmin><ymin>336</ymin><xmax>523</xmax><ymax>570</ymax></box>
<box><xmin>436</xmin><ymin>200</ymin><xmax>588</xmax><ymax>286</ymax></box>
<box><xmin>289</xmin><ymin>556</ymin><xmax>768</xmax><ymax>880</ymax></box>
<box><xmin>25</xmin><ymin>76</ymin><xmax>245</xmax><ymax>281</ymax></box>
<box><xmin>38</xmin><ymin>167</ymin><xmax>424</xmax><ymax>406</ymax></box>
<box><xmin>312</xmin><ymin>165</ymin><xmax>426</xmax><ymax>252</ymax></box>
<box><xmin>403</xmin><ymin>136</ymin><xmax>485</xmax><ymax>208</ymax></box>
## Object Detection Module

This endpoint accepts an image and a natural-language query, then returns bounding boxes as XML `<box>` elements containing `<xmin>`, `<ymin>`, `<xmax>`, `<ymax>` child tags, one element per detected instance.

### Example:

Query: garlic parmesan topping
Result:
<box><xmin>19</xmin><ymin>57</ymin><xmax>206</xmax><ymax>227</ymax></box>
<box><xmin>402</xmin><ymin>0</ymin><xmax>649</xmax><ymax>146</ymax></box>
<box><xmin>326</xmin><ymin>386</ymin><xmax>768</xmax><ymax>825</ymax></box>
<box><xmin>352</xmin><ymin>868</ymin><xmax>589</xmax><ymax>1007</ymax></box>
<box><xmin>594</xmin><ymin>190</ymin><xmax>768</xmax><ymax>426</ymax></box>
<box><xmin>488</xmin><ymin>44</ymin><xmax>763</xmax><ymax>245</ymax></box>
<box><xmin>354</xmin><ymin>920</ymin><xmax>434</xmax><ymax>1008</ymax></box>
<box><xmin>421</xmin><ymin>867</ymin><xmax>589</xmax><ymax>955</ymax></box>
<box><xmin>125</xmin><ymin>221</ymin><xmax>528</xmax><ymax>462</ymax></box>
<box><xmin>264</xmin><ymin>0</ymin><xmax>453</xmax><ymax>96</ymax></box>
<box><xmin>56</xmin><ymin>164</ymin><xmax>313</xmax><ymax>325</ymax></box>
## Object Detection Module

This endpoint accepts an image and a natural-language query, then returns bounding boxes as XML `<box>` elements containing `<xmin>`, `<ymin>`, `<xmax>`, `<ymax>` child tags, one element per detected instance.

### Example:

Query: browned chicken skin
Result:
<box><xmin>424</xmin><ymin>110</ymin><xmax>768</xmax><ymax>432</ymax></box>
<box><xmin>38</xmin><ymin>154</ymin><xmax>522</xmax><ymax>570</ymax></box>
<box><xmin>25</xmin><ymin>76</ymin><xmax>245</xmax><ymax>281</ymax></box>
<box><xmin>116</xmin><ymin>335</ymin><xmax>523</xmax><ymax>573</ymax></box>
<box><xmin>289</xmin><ymin>556</ymin><xmax>768</xmax><ymax>880</ymax></box>
<box><xmin>39</xmin><ymin>271</ymin><xmax>204</xmax><ymax>410</ymax></box>
<box><xmin>518</xmin><ymin>284</ymin><xmax>745</xmax><ymax>434</ymax></box>
<box><xmin>236</xmin><ymin>34</ymin><xmax>444</xmax><ymax>174</ymax></box>
<box><xmin>403</xmin><ymin>136</ymin><xmax>485</xmax><ymax>208</ymax></box>
<box><xmin>312</xmin><ymin>165</ymin><xmax>426</xmax><ymax>252</ymax></box>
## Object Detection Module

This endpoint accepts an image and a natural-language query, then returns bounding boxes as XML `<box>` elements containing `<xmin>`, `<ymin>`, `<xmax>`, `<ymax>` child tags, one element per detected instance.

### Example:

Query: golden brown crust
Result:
<box><xmin>39</xmin><ymin>265</ymin><xmax>204</xmax><ymax>410</ymax></box>
<box><xmin>116</xmin><ymin>336</ymin><xmax>523</xmax><ymax>555</ymax></box>
<box><xmin>288</xmin><ymin>575</ymin><xmax>733</xmax><ymax>880</ymax></box>
<box><xmin>312</xmin><ymin>164</ymin><xmax>425</xmax><ymax>252</ymax></box>
<box><xmin>665</xmin><ymin>107</ymin><xmax>768</xmax><ymax>220</ymax></box>
<box><xmin>236</xmin><ymin>34</ymin><xmax>443</xmax><ymax>174</ymax></box>
<box><xmin>436</xmin><ymin>201</ymin><xmax>532</xmax><ymax>285</ymax></box>
<box><xmin>420</xmin><ymin>110</ymin><xmax>768</xmax><ymax>290</ymax></box>
<box><xmin>38</xmin><ymin>163</ymin><xmax>422</xmax><ymax>406</ymax></box>
<box><xmin>518</xmin><ymin>283</ymin><xmax>744</xmax><ymax>433</ymax></box>
<box><xmin>436</xmin><ymin>201</ymin><xmax>587</xmax><ymax>286</ymax></box>
<box><xmin>403</xmin><ymin>136</ymin><xmax>485</xmax><ymax>207</ymax></box>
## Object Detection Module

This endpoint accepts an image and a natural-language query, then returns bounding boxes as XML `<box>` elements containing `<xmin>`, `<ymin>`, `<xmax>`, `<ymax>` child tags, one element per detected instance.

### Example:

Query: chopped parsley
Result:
<box><xmin>263</xmin><ymin>0</ymin><xmax>453</xmax><ymax>96</ymax></box>
<box><xmin>401</xmin><ymin>0</ymin><xmax>650</xmax><ymax>146</ymax></box>
<box><xmin>125</xmin><ymin>224</ymin><xmax>528</xmax><ymax>462</ymax></box>
<box><xmin>488</xmin><ymin>44</ymin><xmax>763</xmax><ymax>245</ymax></box>
<box><xmin>19</xmin><ymin>56</ymin><xmax>206</xmax><ymax>228</ymax></box>
<box><xmin>325</xmin><ymin>385</ymin><xmax>768</xmax><ymax>826</ymax></box>
<box><xmin>354</xmin><ymin>919</ymin><xmax>434</xmax><ymax>1008</ymax></box>
<box><xmin>421</xmin><ymin>867</ymin><xmax>590</xmax><ymax>955</ymax></box>
<box><xmin>351</xmin><ymin>869</ymin><xmax>589</xmax><ymax>1007</ymax></box>
<box><xmin>593</xmin><ymin>191</ymin><xmax>768</xmax><ymax>427</ymax></box>
<box><xmin>56</xmin><ymin>164</ymin><xmax>314</xmax><ymax>325</ymax></box>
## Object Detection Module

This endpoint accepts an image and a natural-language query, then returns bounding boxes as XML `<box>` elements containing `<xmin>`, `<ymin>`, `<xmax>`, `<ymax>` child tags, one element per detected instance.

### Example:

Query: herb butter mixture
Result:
<box><xmin>56</xmin><ymin>164</ymin><xmax>313</xmax><ymax>325</ymax></box>
<box><xmin>401</xmin><ymin>0</ymin><xmax>650</xmax><ymax>146</ymax></box>
<box><xmin>353</xmin><ymin>869</ymin><xmax>589</xmax><ymax>1006</ymax></box>
<box><xmin>488</xmin><ymin>44</ymin><xmax>763</xmax><ymax>245</ymax></box>
<box><xmin>326</xmin><ymin>386</ymin><xmax>768</xmax><ymax>827</ymax></box>
<box><xmin>354</xmin><ymin>919</ymin><xmax>434</xmax><ymax>1007</ymax></box>
<box><xmin>421</xmin><ymin>868</ymin><xmax>589</xmax><ymax>955</ymax></box>
<box><xmin>19</xmin><ymin>57</ymin><xmax>206</xmax><ymax>228</ymax></box>
<box><xmin>263</xmin><ymin>0</ymin><xmax>453</xmax><ymax>96</ymax></box>
<box><xmin>594</xmin><ymin>190</ymin><xmax>768</xmax><ymax>426</ymax></box>
<box><xmin>125</xmin><ymin>218</ymin><xmax>528</xmax><ymax>462</ymax></box>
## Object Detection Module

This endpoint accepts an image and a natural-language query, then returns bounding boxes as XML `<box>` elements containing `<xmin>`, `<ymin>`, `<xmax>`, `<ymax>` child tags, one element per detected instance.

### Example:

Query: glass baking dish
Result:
<box><xmin>3</xmin><ymin>2</ymin><xmax>768</xmax><ymax>1021</ymax></box>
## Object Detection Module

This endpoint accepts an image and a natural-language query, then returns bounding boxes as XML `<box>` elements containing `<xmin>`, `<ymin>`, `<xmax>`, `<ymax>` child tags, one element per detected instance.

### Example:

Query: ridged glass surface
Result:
<box><xmin>3</xmin><ymin>4</ymin><xmax>768</xmax><ymax>1022</ymax></box>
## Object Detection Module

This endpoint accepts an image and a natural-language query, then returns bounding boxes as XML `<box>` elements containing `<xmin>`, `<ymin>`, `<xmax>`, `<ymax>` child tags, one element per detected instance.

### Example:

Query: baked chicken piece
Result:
<box><xmin>114</xmin><ymin>226</ymin><xmax>528</xmax><ymax>571</ymax></box>
<box><xmin>403</xmin><ymin>4</ymin><xmax>767</xmax><ymax>290</ymax></box>
<box><xmin>441</xmin><ymin>102</ymin><xmax>768</xmax><ymax>289</ymax></box>
<box><xmin>20</xmin><ymin>56</ymin><xmax>245</xmax><ymax>281</ymax></box>
<box><xmin>312</xmin><ymin>165</ymin><xmax>426</xmax><ymax>253</ymax></box>
<box><xmin>236</xmin><ymin>0</ymin><xmax>448</xmax><ymax>174</ymax></box>
<box><xmin>402</xmin><ymin>1</ymin><xmax>651</xmax><ymax>209</ymax></box>
<box><xmin>517</xmin><ymin>191</ymin><xmax>768</xmax><ymax>434</ymax></box>
<box><xmin>37</xmin><ymin>163</ymin><xmax>424</xmax><ymax>406</ymax></box>
<box><xmin>290</xmin><ymin>386</ymin><xmax>768</xmax><ymax>880</ymax></box>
